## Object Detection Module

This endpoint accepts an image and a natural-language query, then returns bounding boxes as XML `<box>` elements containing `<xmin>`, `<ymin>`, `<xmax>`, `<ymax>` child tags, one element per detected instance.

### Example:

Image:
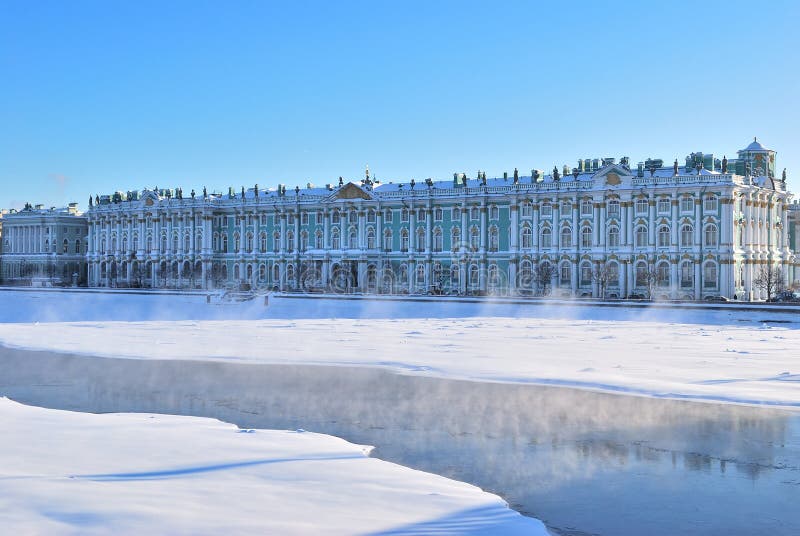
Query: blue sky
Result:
<box><xmin>1</xmin><ymin>0</ymin><xmax>798</xmax><ymax>210</ymax></box>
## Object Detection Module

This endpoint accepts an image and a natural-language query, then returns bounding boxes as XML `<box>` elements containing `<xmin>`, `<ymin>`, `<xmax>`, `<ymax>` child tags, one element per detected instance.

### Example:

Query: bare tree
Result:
<box><xmin>635</xmin><ymin>267</ymin><xmax>659</xmax><ymax>300</ymax></box>
<box><xmin>536</xmin><ymin>262</ymin><xmax>556</xmax><ymax>296</ymax></box>
<box><xmin>591</xmin><ymin>262</ymin><xmax>610</xmax><ymax>299</ymax></box>
<box><xmin>753</xmin><ymin>264</ymin><xmax>785</xmax><ymax>301</ymax></box>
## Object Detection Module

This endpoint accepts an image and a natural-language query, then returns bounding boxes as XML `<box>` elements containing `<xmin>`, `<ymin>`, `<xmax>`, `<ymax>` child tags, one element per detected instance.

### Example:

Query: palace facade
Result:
<box><xmin>85</xmin><ymin>139</ymin><xmax>797</xmax><ymax>300</ymax></box>
<box><xmin>0</xmin><ymin>203</ymin><xmax>88</xmax><ymax>286</ymax></box>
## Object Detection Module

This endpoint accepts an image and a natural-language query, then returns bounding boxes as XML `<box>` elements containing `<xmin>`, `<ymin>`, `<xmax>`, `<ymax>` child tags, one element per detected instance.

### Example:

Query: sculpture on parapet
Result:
<box><xmin>722</xmin><ymin>155</ymin><xmax>728</xmax><ymax>174</ymax></box>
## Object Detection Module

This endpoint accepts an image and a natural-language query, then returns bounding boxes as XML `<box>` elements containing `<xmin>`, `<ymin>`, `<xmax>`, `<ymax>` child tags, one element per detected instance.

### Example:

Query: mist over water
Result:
<box><xmin>1</xmin><ymin>289</ymin><xmax>798</xmax><ymax>325</ymax></box>
<box><xmin>1</xmin><ymin>350</ymin><xmax>798</xmax><ymax>536</ymax></box>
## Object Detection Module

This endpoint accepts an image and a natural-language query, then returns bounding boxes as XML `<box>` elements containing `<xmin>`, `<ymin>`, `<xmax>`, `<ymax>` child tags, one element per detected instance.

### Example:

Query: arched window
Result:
<box><xmin>521</xmin><ymin>226</ymin><xmax>532</xmax><ymax>249</ymax></box>
<box><xmin>658</xmin><ymin>225</ymin><xmax>670</xmax><ymax>248</ymax></box>
<box><xmin>161</xmin><ymin>235</ymin><xmax>167</xmax><ymax>254</ymax></box>
<box><xmin>273</xmin><ymin>264</ymin><xmax>280</xmax><ymax>283</ymax></box>
<box><xmin>332</xmin><ymin>210</ymin><xmax>340</xmax><ymax>224</ymax></box>
<box><xmin>580</xmin><ymin>226</ymin><xmax>592</xmax><ymax>248</ymax></box>
<box><xmin>518</xmin><ymin>259</ymin><xmax>533</xmax><ymax>288</ymax></box>
<box><xmin>607</xmin><ymin>262</ymin><xmax>619</xmax><ymax>285</ymax></box>
<box><xmin>348</xmin><ymin>228</ymin><xmax>357</xmax><ymax>249</ymax></box>
<box><xmin>300</xmin><ymin>231</ymin><xmax>309</xmax><ymax>252</ymax></box>
<box><xmin>75</xmin><ymin>239</ymin><xmax>81</xmax><ymax>254</ymax></box>
<box><xmin>580</xmin><ymin>262</ymin><xmax>592</xmax><ymax>285</ymax></box>
<box><xmin>416</xmin><ymin>228</ymin><xmax>425</xmax><ymax>251</ymax></box>
<box><xmin>434</xmin><ymin>207</ymin><xmax>443</xmax><ymax>221</ymax></box>
<box><xmin>286</xmin><ymin>263</ymin><xmax>295</xmax><ymax>283</ymax></box>
<box><xmin>635</xmin><ymin>261</ymin><xmax>648</xmax><ymax>287</ymax></box>
<box><xmin>349</xmin><ymin>210</ymin><xmax>358</xmax><ymax>224</ymax></box>
<box><xmin>62</xmin><ymin>239</ymin><xmax>69</xmax><ymax>253</ymax></box>
<box><xmin>703</xmin><ymin>262</ymin><xmax>718</xmax><ymax>288</ymax></box>
<box><xmin>489</xmin><ymin>226</ymin><xmax>499</xmax><ymax>251</ymax></box>
<box><xmin>657</xmin><ymin>261</ymin><xmax>670</xmax><ymax>287</ymax></box>
<box><xmin>367</xmin><ymin>209</ymin><xmax>376</xmax><ymax>223</ymax></box>
<box><xmin>260</xmin><ymin>232</ymin><xmax>268</xmax><ymax>253</ymax></box>
<box><xmin>681</xmin><ymin>224</ymin><xmax>693</xmax><ymax>247</ymax></box>
<box><xmin>635</xmin><ymin>225</ymin><xmax>647</xmax><ymax>248</ymax></box>
<box><xmin>559</xmin><ymin>261</ymin><xmax>570</xmax><ymax>285</ymax></box>
<box><xmin>433</xmin><ymin>228</ymin><xmax>443</xmax><ymax>252</ymax></box>
<box><xmin>400</xmin><ymin>229</ymin><xmax>409</xmax><ymax>251</ymax></box>
<box><xmin>286</xmin><ymin>230</ymin><xmax>294</xmax><ymax>253</ymax></box>
<box><xmin>315</xmin><ymin>230</ymin><xmax>323</xmax><ymax>249</ymax></box>
<box><xmin>469</xmin><ymin>227</ymin><xmax>479</xmax><ymax>249</ymax></box>
<box><xmin>705</xmin><ymin>224</ymin><xmax>718</xmax><ymax>247</ymax></box>
<box><xmin>416</xmin><ymin>263</ymin><xmax>425</xmax><ymax>284</ymax></box>
<box><xmin>469</xmin><ymin>263</ymin><xmax>479</xmax><ymax>287</ymax></box>
<box><xmin>233</xmin><ymin>232</ymin><xmax>240</xmax><ymax>252</ymax></box>
<box><xmin>184</xmin><ymin>234</ymin><xmax>191</xmax><ymax>253</ymax></box>
<box><xmin>273</xmin><ymin>231</ymin><xmax>280</xmax><ymax>253</ymax></box>
<box><xmin>331</xmin><ymin>228</ymin><xmax>340</xmax><ymax>250</ymax></box>
<box><xmin>451</xmin><ymin>227</ymin><xmax>461</xmax><ymax>250</ymax></box>
<box><xmin>680</xmin><ymin>261</ymin><xmax>693</xmax><ymax>288</ymax></box>
<box><xmin>561</xmin><ymin>226</ymin><xmax>572</xmax><ymax>248</ymax></box>
<box><xmin>172</xmin><ymin>234</ymin><xmax>179</xmax><ymax>253</ymax></box>
<box><xmin>121</xmin><ymin>237</ymin><xmax>128</xmax><ymax>253</ymax></box>
<box><xmin>450</xmin><ymin>264</ymin><xmax>460</xmax><ymax>285</ymax></box>
<box><xmin>401</xmin><ymin>208</ymin><xmax>409</xmax><ymax>222</ymax></box>
<box><xmin>488</xmin><ymin>263</ymin><xmax>499</xmax><ymax>287</ymax></box>
<box><xmin>541</xmin><ymin>227</ymin><xmax>552</xmax><ymax>248</ymax></box>
<box><xmin>246</xmin><ymin>232</ymin><xmax>253</xmax><ymax>252</ymax></box>
<box><xmin>195</xmin><ymin>234</ymin><xmax>201</xmax><ymax>252</ymax></box>
<box><xmin>383</xmin><ymin>229</ymin><xmax>392</xmax><ymax>251</ymax></box>
<box><xmin>607</xmin><ymin>226</ymin><xmax>620</xmax><ymax>247</ymax></box>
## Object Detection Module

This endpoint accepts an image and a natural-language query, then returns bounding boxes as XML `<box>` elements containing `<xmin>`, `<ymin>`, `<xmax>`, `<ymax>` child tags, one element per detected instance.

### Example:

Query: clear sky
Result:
<box><xmin>1</xmin><ymin>0</ymin><xmax>798</xmax><ymax>211</ymax></box>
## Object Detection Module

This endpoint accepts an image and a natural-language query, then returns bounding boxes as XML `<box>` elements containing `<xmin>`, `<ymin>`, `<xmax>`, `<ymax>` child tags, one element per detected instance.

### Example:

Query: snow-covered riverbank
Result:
<box><xmin>0</xmin><ymin>398</ymin><xmax>544</xmax><ymax>535</ymax></box>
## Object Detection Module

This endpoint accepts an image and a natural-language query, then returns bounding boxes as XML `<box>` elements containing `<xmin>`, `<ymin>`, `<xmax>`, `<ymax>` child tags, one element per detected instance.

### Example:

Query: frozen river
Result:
<box><xmin>2</xmin><ymin>346</ymin><xmax>798</xmax><ymax>536</ymax></box>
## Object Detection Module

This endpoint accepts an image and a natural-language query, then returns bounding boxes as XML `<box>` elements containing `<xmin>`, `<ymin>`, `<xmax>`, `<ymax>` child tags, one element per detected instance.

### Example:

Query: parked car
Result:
<box><xmin>703</xmin><ymin>295</ymin><xmax>730</xmax><ymax>302</ymax></box>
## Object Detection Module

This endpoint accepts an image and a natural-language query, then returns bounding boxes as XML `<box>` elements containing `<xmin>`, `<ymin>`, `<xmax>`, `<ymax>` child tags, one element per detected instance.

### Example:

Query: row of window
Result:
<box><xmin>96</xmin><ymin>257</ymin><xmax>719</xmax><ymax>291</ymax></box>
<box><xmin>93</xmin><ymin>220</ymin><xmax>723</xmax><ymax>255</ymax></box>
<box><xmin>2</xmin><ymin>238</ymin><xmax>83</xmax><ymax>254</ymax></box>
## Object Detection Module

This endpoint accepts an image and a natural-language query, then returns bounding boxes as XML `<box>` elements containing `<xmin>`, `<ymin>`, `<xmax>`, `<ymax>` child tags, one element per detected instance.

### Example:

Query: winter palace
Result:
<box><xmin>5</xmin><ymin>138</ymin><xmax>796</xmax><ymax>300</ymax></box>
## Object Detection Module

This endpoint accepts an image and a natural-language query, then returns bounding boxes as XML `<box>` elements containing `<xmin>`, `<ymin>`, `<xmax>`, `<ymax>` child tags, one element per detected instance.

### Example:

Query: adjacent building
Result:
<box><xmin>0</xmin><ymin>203</ymin><xmax>88</xmax><ymax>286</ymax></box>
<box><xmin>84</xmin><ymin>138</ymin><xmax>796</xmax><ymax>300</ymax></box>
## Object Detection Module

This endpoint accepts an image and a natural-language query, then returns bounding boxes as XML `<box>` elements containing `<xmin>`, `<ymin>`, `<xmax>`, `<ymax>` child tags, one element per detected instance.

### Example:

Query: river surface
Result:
<box><xmin>2</xmin><ymin>346</ymin><xmax>798</xmax><ymax>536</ymax></box>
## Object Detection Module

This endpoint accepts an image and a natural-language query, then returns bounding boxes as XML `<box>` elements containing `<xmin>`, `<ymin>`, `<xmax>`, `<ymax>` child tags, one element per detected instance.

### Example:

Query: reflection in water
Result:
<box><xmin>2</xmin><ymin>347</ymin><xmax>799</xmax><ymax>536</ymax></box>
